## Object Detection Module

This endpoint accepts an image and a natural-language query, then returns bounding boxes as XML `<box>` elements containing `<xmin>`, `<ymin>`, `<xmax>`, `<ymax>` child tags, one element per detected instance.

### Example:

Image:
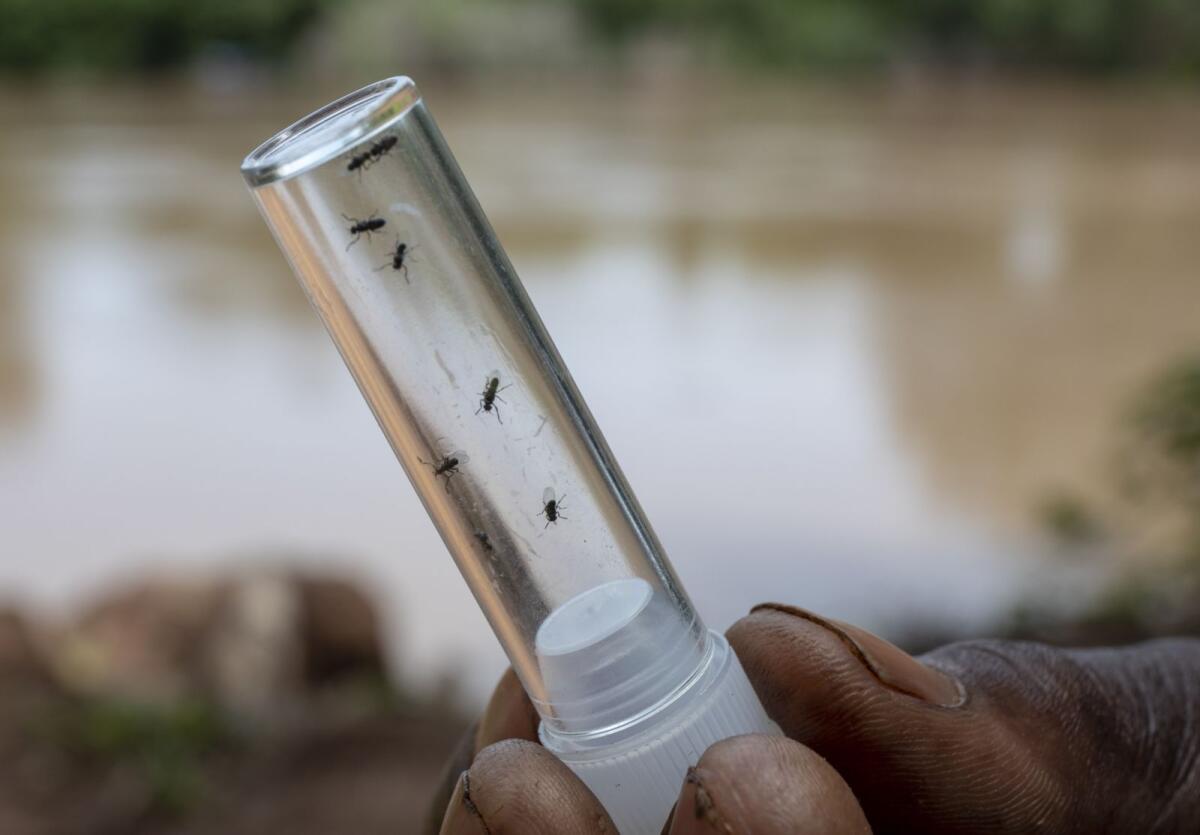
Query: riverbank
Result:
<box><xmin>0</xmin><ymin>571</ymin><xmax>467</xmax><ymax>835</ymax></box>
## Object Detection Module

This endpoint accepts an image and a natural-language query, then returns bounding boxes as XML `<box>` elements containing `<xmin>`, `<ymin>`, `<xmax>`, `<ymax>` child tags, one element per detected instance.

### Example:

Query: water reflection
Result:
<box><xmin>1</xmin><ymin>80</ymin><xmax>1199</xmax><ymax>703</ymax></box>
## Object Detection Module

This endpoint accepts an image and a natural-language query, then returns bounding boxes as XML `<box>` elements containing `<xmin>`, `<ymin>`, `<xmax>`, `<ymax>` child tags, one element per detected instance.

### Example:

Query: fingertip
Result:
<box><xmin>728</xmin><ymin>607</ymin><xmax>874</xmax><ymax>739</ymax></box>
<box><xmin>728</xmin><ymin>605</ymin><xmax>962</xmax><ymax>743</ymax></box>
<box><xmin>447</xmin><ymin>739</ymin><xmax>616</xmax><ymax>834</ymax></box>
<box><xmin>670</xmin><ymin>734</ymin><xmax>870</xmax><ymax>834</ymax></box>
<box><xmin>439</xmin><ymin>770</ymin><xmax>487</xmax><ymax>835</ymax></box>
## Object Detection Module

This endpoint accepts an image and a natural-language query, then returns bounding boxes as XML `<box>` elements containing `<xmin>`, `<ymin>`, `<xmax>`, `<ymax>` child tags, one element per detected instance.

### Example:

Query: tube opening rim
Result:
<box><xmin>240</xmin><ymin>76</ymin><xmax>420</xmax><ymax>188</ymax></box>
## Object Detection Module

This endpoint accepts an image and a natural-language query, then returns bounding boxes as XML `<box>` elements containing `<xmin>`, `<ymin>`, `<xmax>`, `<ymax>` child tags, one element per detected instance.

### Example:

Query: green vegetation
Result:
<box><xmin>2</xmin><ymin>0</ymin><xmax>1199</xmax><ymax>75</ymax></box>
<box><xmin>1017</xmin><ymin>354</ymin><xmax>1200</xmax><ymax>645</ymax></box>
<box><xmin>577</xmin><ymin>0</ymin><xmax>1200</xmax><ymax>73</ymax></box>
<box><xmin>578</xmin><ymin>0</ymin><xmax>891</xmax><ymax>68</ymax></box>
<box><xmin>0</xmin><ymin>0</ymin><xmax>327</xmax><ymax>72</ymax></box>
<box><xmin>1036</xmin><ymin>491</ymin><xmax>1103</xmax><ymax>547</ymax></box>
<box><xmin>45</xmin><ymin>697</ymin><xmax>235</xmax><ymax>814</ymax></box>
<box><xmin>1127</xmin><ymin>354</ymin><xmax>1200</xmax><ymax>510</ymax></box>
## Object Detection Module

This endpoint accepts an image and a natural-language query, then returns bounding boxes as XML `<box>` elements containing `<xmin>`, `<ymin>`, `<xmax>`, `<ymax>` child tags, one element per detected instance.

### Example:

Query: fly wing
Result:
<box><xmin>451</xmin><ymin>451</ymin><xmax>470</xmax><ymax>464</ymax></box>
<box><xmin>542</xmin><ymin>486</ymin><xmax>557</xmax><ymax>504</ymax></box>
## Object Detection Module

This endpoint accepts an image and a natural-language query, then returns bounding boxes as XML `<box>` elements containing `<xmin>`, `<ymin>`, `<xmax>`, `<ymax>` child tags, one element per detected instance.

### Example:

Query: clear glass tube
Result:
<box><xmin>241</xmin><ymin>77</ymin><xmax>709</xmax><ymax>735</ymax></box>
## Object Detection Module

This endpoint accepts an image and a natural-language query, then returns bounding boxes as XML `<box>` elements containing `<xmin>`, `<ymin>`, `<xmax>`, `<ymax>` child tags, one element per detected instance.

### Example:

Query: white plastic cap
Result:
<box><xmin>536</xmin><ymin>580</ymin><xmax>779</xmax><ymax>833</ymax></box>
<box><xmin>537</xmin><ymin>578</ymin><xmax>709</xmax><ymax>733</ymax></box>
<box><xmin>541</xmin><ymin>622</ymin><xmax>779</xmax><ymax>834</ymax></box>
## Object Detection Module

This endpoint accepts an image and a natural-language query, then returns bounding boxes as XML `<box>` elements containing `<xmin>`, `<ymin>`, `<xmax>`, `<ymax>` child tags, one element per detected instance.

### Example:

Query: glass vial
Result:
<box><xmin>242</xmin><ymin>77</ymin><xmax>777</xmax><ymax>834</ymax></box>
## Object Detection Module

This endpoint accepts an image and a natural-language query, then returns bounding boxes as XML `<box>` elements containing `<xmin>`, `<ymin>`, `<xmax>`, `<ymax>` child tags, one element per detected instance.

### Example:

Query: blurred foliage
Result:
<box><xmin>1126</xmin><ymin>354</ymin><xmax>1200</xmax><ymax>510</ymax></box>
<box><xmin>901</xmin><ymin>354</ymin><xmax>1200</xmax><ymax>655</ymax></box>
<box><xmin>578</xmin><ymin>0</ymin><xmax>891</xmax><ymax>68</ymax></box>
<box><xmin>577</xmin><ymin>0</ymin><xmax>1200</xmax><ymax>73</ymax></box>
<box><xmin>1</xmin><ymin>0</ymin><xmax>1199</xmax><ymax>75</ymax></box>
<box><xmin>1011</xmin><ymin>354</ymin><xmax>1200</xmax><ymax>648</ymax></box>
<box><xmin>45</xmin><ymin>697</ymin><xmax>235</xmax><ymax>814</ymax></box>
<box><xmin>1036</xmin><ymin>491</ymin><xmax>1102</xmax><ymax>547</ymax></box>
<box><xmin>1036</xmin><ymin>354</ymin><xmax>1200</xmax><ymax>552</ymax></box>
<box><xmin>0</xmin><ymin>0</ymin><xmax>327</xmax><ymax>72</ymax></box>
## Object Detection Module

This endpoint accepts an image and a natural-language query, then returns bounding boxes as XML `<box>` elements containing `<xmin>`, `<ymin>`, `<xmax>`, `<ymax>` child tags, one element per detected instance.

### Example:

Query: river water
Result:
<box><xmin>1</xmin><ymin>77</ymin><xmax>1198</xmax><ymax>702</ymax></box>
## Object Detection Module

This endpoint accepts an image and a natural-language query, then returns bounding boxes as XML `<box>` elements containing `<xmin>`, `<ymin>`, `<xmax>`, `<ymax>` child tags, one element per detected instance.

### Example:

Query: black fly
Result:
<box><xmin>374</xmin><ymin>239</ymin><xmax>413</xmax><ymax>282</ymax></box>
<box><xmin>347</xmin><ymin>134</ymin><xmax>394</xmax><ymax>174</ymax></box>
<box><xmin>368</xmin><ymin>134</ymin><xmax>397</xmax><ymax>162</ymax></box>
<box><xmin>474</xmin><ymin>531</ymin><xmax>494</xmax><ymax>552</ymax></box>
<box><xmin>538</xmin><ymin>487</ymin><xmax>567</xmax><ymax>528</ymax></box>
<box><xmin>343</xmin><ymin>213</ymin><xmax>386</xmax><ymax>251</ymax></box>
<box><xmin>420</xmin><ymin>448</ymin><xmax>469</xmax><ymax>491</ymax></box>
<box><xmin>475</xmin><ymin>371</ymin><xmax>511</xmax><ymax>423</ymax></box>
<box><xmin>347</xmin><ymin>150</ymin><xmax>372</xmax><ymax>175</ymax></box>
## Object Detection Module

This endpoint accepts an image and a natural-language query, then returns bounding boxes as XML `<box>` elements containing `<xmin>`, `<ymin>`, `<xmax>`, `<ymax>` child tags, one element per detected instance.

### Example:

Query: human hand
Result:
<box><xmin>429</xmin><ymin>603</ymin><xmax>1200</xmax><ymax>833</ymax></box>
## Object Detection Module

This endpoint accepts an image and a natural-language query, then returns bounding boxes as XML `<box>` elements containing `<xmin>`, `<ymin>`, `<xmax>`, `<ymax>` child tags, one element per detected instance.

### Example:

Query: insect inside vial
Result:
<box><xmin>374</xmin><ymin>239</ymin><xmax>413</xmax><ymax>282</ymax></box>
<box><xmin>346</xmin><ymin>150</ymin><xmax>372</xmax><ymax>175</ymax></box>
<box><xmin>474</xmin><ymin>531</ymin><xmax>494</xmax><ymax>552</ymax></box>
<box><xmin>343</xmin><ymin>213</ymin><xmax>386</xmax><ymax>251</ymax></box>
<box><xmin>368</xmin><ymin>134</ymin><xmax>397</xmax><ymax>162</ymax></box>
<box><xmin>475</xmin><ymin>371</ymin><xmax>511</xmax><ymax>423</ymax></box>
<box><xmin>419</xmin><ymin>449</ymin><xmax>468</xmax><ymax>491</ymax></box>
<box><xmin>344</xmin><ymin>213</ymin><xmax>386</xmax><ymax>249</ymax></box>
<box><xmin>538</xmin><ymin>487</ymin><xmax>568</xmax><ymax>528</ymax></box>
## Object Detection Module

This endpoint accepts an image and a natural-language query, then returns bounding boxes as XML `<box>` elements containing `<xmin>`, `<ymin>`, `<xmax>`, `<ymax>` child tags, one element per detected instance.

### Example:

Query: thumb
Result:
<box><xmin>728</xmin><ymin>604</ymin><xmax>1200</xmax><ymax>834</ymax></box>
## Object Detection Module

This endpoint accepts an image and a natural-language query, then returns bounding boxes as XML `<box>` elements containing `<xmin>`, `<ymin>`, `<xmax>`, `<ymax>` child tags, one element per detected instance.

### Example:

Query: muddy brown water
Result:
<box><xmin>1</xmin><ymin>77</ymin><xmax>1198</xmax><ymax>703</ymax></box>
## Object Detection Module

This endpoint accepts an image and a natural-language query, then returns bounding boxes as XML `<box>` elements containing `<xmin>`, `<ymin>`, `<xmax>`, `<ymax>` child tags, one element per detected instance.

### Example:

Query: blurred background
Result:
<box><xmin>1</xmin><ymin>0</ymin><xmax>1199</xmax><ymax>832</ymax></box>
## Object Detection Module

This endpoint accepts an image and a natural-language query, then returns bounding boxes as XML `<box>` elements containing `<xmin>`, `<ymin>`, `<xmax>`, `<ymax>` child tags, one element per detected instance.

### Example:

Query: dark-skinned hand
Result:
<box><xmin>427</xmin><ymin>603</ymin><xmax>1200</xmax><ymax>834</ymax></box>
